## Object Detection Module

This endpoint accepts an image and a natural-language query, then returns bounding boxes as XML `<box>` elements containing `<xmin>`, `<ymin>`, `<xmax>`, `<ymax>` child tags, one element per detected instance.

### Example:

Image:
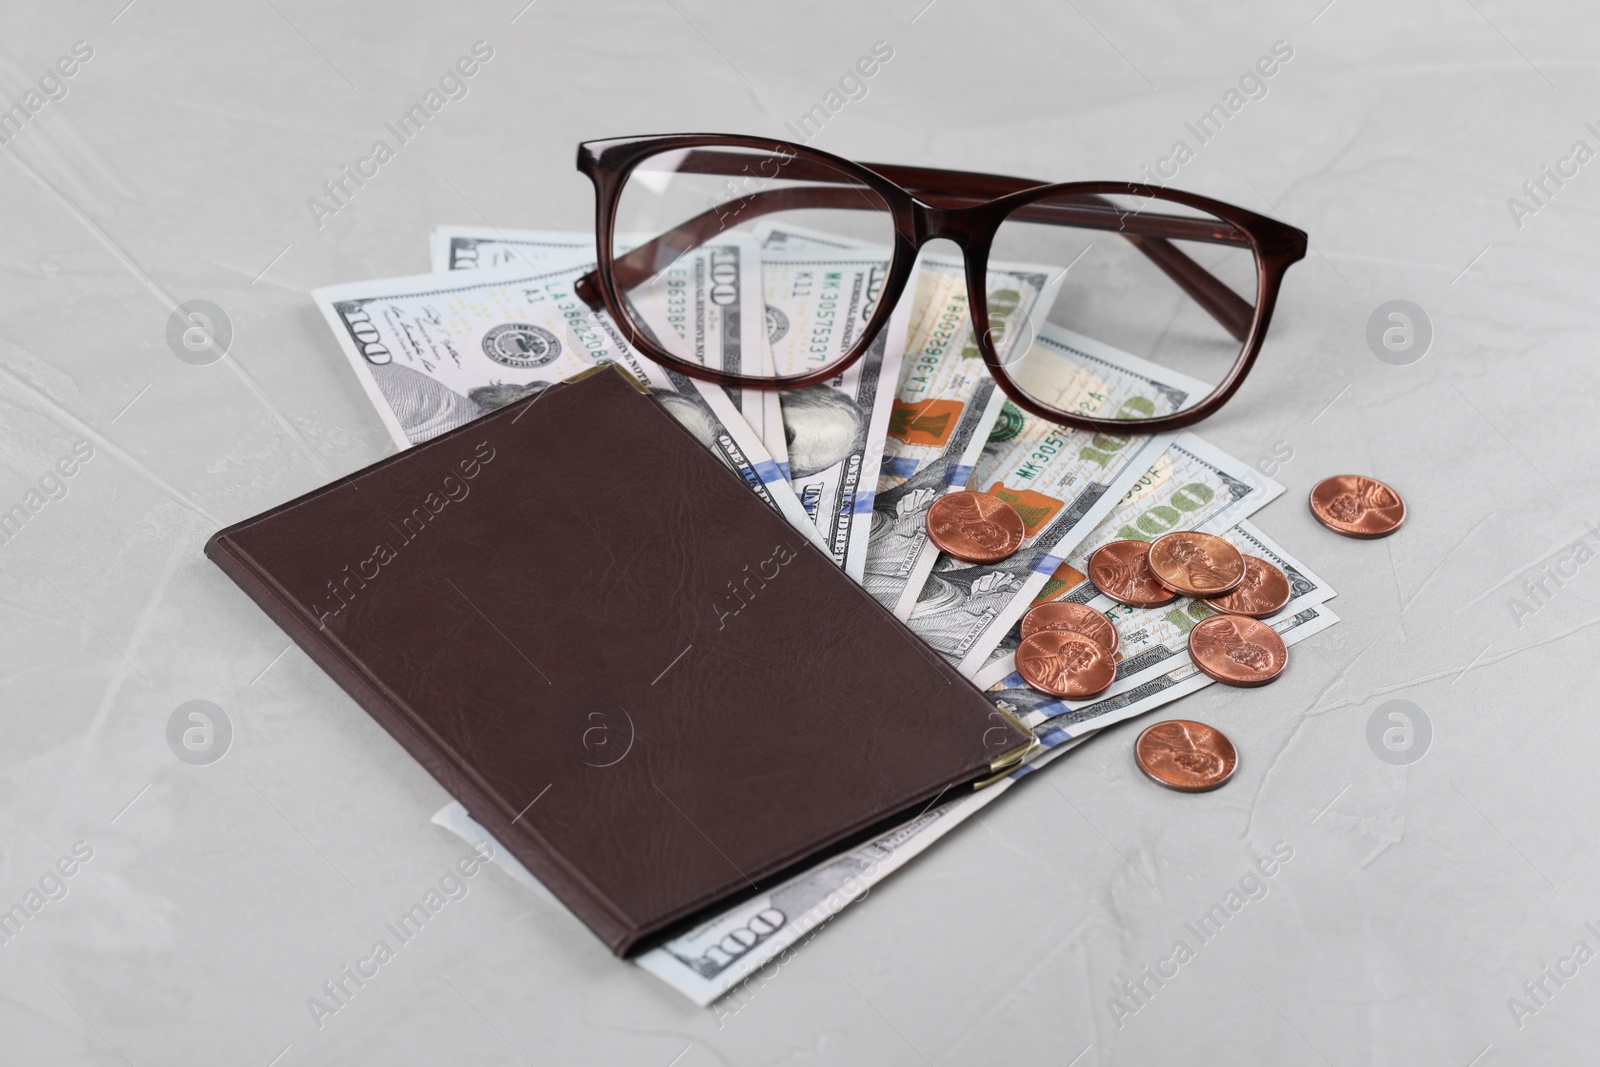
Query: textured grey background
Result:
<box><xmin>2</xmin><ymin>0</ymin><xmax>1597</xmax><ymax>1064</ymax></box>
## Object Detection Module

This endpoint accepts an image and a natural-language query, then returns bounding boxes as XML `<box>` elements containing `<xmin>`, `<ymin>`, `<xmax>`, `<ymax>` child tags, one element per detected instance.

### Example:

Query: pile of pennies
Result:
<box><xmin>1016</xmin><ymin>523</ymin><xmax>1316</xmax><ymax>703</ymax></box>
<box><xmin>926</xmin><ymin>474</ymin><xmax>1407</xmax><ymax>794</ymax></box>
<box><xmin>1135</xmin><ymin>475</ymin><xmax>1405</xmax><ymax>792</ymax></box>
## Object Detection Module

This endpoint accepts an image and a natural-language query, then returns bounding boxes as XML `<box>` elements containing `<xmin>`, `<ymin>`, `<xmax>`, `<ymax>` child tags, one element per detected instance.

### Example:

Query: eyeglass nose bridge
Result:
<box><xmin>906</xmin><ymin>198</ymin><xmax>991</xmax><ymax>250</ymax></box>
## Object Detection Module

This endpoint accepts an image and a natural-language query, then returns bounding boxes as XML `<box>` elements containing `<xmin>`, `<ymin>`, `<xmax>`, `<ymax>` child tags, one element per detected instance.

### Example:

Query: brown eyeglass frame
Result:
<box><xmin>574</xmin><ymin>133</ymin><xmax>1307</xmax><ymax>435</ymax></box>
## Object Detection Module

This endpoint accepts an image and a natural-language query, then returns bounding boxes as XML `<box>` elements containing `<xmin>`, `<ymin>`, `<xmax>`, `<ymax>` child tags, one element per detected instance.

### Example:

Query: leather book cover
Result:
<box><xmin>204</xmin><ymin>365</ymin><xmax>1030</xmax><ymax>955</ymax></box>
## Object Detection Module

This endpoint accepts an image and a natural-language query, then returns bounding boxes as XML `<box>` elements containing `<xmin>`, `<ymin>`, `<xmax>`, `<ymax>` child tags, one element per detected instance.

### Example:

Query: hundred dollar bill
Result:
<box><xmin>430</xmin><ymin>225</ymin><xmax>594</xmax><ymax>272</ymax></box>
<box><xmin>968</xmin><ymin>430</ymin><xmax>1283</xmax><ymax>683</ymax></box>
<box><xmin>990</xmin><ymin>601</ymin><xmax>1340</xmax><ymax>746</ymax></box>
<box><xmin>429</xmin><ymin>226</ymin><xmax>786</xmax><ymax>467</ymax></box>
<box><xmin>626</xmin><ymin>231</ymin><xmax>774</xmax><ymax>450</ymax></box>
<box><xmin>758</xmin><ymin>223</ymin><xmax>881</xmax><ymax>256</ymax></box>
<box><xmin>1038</xmin><ymin>431</ymin><xmax>1282</xmax><ymax>602</ymax></box>
<box><xmin>763</xmin><ymin>248</ymin><xmax>909</xmax><ymax>581</ymax></box>
<box><xmin>972</xmin><ymin>519</ymin><xmax>1333</xmax><ymax>692</ymax></box>
<box><xmin>312</xmin><ymin>252</ymin><xmax>823</xmax><ymax>544</ymax></box>
<box><xmin>901</xmin><ymin>322</ymin><xmax>1221</xmax><ymax>675</ymax></box>
<box><xmin>863</xmin><ymin>257</ymin><xmax>1064</xmax><ymax>617</ymax></box>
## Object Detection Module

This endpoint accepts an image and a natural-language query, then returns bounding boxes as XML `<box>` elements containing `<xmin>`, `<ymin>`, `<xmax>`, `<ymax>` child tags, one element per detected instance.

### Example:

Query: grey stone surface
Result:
<box><xmin>1</xmin><ymin>1</ymin><xmax>1596</xmax><ymax>1063</ymax></box>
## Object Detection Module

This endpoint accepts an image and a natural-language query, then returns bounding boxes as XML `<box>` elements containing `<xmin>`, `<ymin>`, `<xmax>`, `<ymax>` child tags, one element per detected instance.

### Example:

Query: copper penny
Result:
<box><xmin>1020</xmin><ymin>600</ymin><xmax>1120</xmax><ymax>656</ymax></box>
<box><xmin>1135</xmin><ymin>720</ymin><xmax>1238</xmax><ymax>792</ymax></box>
<box><xmin>1087</xmin><ymin>540</ymin><xmax>1179</xmax><ymax>607</ymax></box>
<box><xmin>1148</xmin><ymin>531</ymin><xmax>1246</xmax><ymax>597</ymax></box>
<box><xmin>1015</xmin><ymin>630</ymin><xmax>1116</xmax><ymax>699</ymax></box>
<box><xmin>925</xmin><ymin>491</ymin><xmax>1026</xmax><ymax>564</ymax></box>
<box><xmin>1187</xmin><ymin>614</ymin><xmax>1287</xmax><ymax>687</ymax></box>
<box><xmin>1205</xmin><ymin>555</ymin><xmax>1292</xmax><ymax>618</ymax></box>
<box><xmin>1309</xmin><ymin>475</ymin><xmax>1405</xmax><ymax>539</ymax></box>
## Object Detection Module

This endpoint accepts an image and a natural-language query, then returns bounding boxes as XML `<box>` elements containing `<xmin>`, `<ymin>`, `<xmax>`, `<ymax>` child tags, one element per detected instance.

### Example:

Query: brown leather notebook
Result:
<box><xmin>205</xmin><ymin>365</ymin><xmax>1031</xmax><ymax>955</ymax></box>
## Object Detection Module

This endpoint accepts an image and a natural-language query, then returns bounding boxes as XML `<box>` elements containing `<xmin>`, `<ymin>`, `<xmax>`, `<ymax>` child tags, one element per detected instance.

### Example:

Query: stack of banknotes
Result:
<box><xmin>312</xmin><ymin>224</ymin><xmax>1340</xmax><ymax>1006</ymax></box>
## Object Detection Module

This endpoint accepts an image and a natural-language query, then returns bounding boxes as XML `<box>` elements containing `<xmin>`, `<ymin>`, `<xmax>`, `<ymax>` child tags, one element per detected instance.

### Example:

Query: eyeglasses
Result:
<box><xmin>574</xmin><ymin>134</ymin><xmax>1306</xmax><ymax>434</ymax></box>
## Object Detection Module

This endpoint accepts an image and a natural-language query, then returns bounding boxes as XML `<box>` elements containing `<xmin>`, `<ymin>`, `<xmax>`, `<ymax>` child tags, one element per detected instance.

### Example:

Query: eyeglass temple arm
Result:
<box><xmin>1124</xmin><ymin>233</ymin><xmax>1253</xmax><ymax>342</ymax></box>
<box><xmin>578</xmin><ymin>162</ymin><xmax>1253</xmax><ymax>341</ymax></box>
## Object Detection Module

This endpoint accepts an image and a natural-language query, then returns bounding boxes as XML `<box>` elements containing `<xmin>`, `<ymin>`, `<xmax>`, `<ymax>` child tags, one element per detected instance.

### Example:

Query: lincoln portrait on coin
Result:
<box><xmin>1199</xmin><ymin>617</ymin><xmax>1274</xmax><ymax>672</ymax></box>
<box><xmin>1164</xmin><ymin>537</ymin><xmax>1233</xmax><ymax>590</ymax></box>
<box><xmin>1326</xmin><ymin>479</ymin><xmax>1401</xmax><ymax>524</ymax></box>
